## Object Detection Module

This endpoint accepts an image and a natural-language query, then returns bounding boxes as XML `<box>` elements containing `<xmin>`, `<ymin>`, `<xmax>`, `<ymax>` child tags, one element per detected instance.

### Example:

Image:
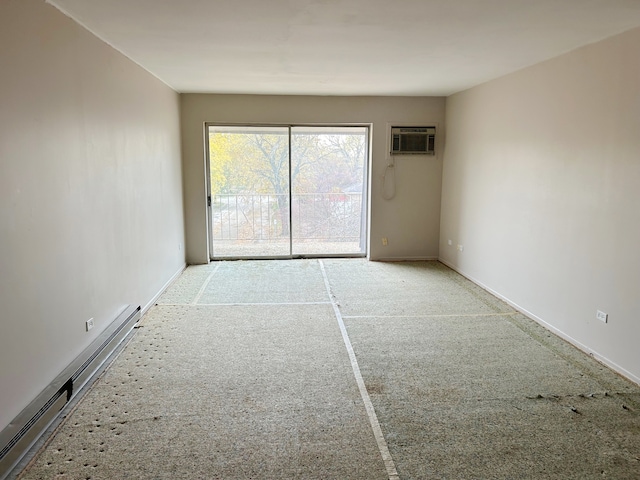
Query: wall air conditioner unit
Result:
<box><xmin>390</xmin><ymin>126</ymin><xmax>436</xmax><ymax>155</ymax></box>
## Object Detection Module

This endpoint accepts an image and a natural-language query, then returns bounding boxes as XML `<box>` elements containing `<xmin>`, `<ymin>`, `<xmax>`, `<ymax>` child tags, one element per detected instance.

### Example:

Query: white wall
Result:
<box><xmin>440</xmin><ymin>27</ymin><xmax>640</xmax><ymax>382</ymax></box>
<box><xmin>180</xmin><ymin>94</ymin><xmax>445</xmax><ymax>263</ymax></box>
<box><xmin>0</xmin><ymin>0</ymin><xmax>185</xmax><ymax>431</ymax></box>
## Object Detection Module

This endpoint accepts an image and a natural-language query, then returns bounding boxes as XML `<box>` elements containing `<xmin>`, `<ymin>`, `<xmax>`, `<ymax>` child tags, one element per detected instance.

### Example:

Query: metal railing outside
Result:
<box><xmin>211</xmin><ymin>193</ymin><xmax>363</xmax><ymax>243</ymax></box>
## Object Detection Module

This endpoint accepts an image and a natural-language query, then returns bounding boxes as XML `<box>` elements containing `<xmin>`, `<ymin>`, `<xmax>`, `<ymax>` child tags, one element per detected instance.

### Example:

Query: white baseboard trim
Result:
<box><xmin>141</xmin><ymin>263</ymin><xmax>186</xmax><ymax>314</ymax></box>
<box><xmin>373</xmin><ymin>256</ymin><xmax>439</xmax><ymax>262</ymax></box>
<box><xmin>438</xmin><ymin>258</ymin><xmax>640</xmax><ymax>387</ymax></box>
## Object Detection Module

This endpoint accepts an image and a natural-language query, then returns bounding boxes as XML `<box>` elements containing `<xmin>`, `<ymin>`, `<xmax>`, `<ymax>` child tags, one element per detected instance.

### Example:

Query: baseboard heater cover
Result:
<box><xmin>0</xmin><ymin>305</ymin><xmax>141</xmax><ymax>479</ymax></box>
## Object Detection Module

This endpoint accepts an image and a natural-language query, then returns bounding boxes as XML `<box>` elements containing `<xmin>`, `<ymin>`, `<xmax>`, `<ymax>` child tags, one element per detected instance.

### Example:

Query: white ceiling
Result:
<box><xmin>48</xmin><ymin>0</ymin><xmax>640</xmax><ymax>96</ymax></box>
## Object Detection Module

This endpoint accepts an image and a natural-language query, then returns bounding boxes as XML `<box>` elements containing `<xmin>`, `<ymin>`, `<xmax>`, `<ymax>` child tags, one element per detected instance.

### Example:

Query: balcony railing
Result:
<box><xmin>211</xmin><ymin>193</ymin><xmax>363</xmax><ymax>243</ymax></box>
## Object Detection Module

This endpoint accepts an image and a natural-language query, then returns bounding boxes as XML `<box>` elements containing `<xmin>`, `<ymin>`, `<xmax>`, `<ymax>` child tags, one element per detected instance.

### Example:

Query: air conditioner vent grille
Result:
<box><xmin>391</xmin><ymin>126</ymin><xmax>435</xmax><ymax>155</ymax></box>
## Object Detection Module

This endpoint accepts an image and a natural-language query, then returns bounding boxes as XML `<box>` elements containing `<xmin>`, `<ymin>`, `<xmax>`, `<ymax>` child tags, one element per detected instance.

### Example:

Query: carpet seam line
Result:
<box><xmin>318</xmin><ymin>259</ymin><xmax>400</xmax><ymax>480</ymax></box>
<box><xmin>190</xmin><ymin>263</ymin><xmax>221</xmax><ymax>305</ymax></box>
<box><xmin>158</xmin><ymin>301</ymin><xmax>332</xmax><ymax>306</ymax></box>
<box><xmin>343</xmin><ymin>312</ymin><xmax>515</xmax><ymax>319</ymax></box>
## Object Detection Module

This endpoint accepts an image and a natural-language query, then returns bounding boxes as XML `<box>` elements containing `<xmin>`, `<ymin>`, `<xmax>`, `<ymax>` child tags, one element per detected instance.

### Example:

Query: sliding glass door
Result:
<box><xmin>207</xmin><ymin>124</ymin><xmax>368</xmax><ymax>259</ymax></box>
<box><xmin>290</xmin><ymin>126</ymin><xmax>367</xmax><ymax>255</ymax></box>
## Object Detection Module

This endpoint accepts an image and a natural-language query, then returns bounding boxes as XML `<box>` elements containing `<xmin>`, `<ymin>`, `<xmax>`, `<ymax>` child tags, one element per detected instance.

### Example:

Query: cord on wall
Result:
<box><xmin>381</xmin><ymin>158</ymin><xmax>396</xmax><ymax>200</ymax></box>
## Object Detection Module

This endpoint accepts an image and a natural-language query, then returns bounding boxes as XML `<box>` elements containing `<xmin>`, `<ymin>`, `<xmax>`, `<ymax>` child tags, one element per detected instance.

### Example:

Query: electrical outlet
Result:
<box><xmin>457</xmin><ymin>244</ymin><xmax>464</xmax><ymax>252</ymax></box>
<box><xmin>596</xmin><ymin>310</ymin><xmax>608</xmax><ymax>323</ymax></box>
<box><xmin>448</xmin><ymin>239</ymin><xmax>453</xmax><ymax>246</ymax></box>
<box><xmin>86</xmin><ymin>318</ymin><xmax>94</xmax><ymax>332</ymax></box>
<box><xmin>382</xmin><ymin>237</ymin><xmax>388</xmax><ymax>246</ymax></box>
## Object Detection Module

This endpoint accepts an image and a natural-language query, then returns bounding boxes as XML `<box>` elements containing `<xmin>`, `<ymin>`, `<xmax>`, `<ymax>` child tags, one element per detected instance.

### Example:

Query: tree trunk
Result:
<box><xmin>276</xmin><ymin>192</ymin><xmax>290</xmax><ymax>236</ymax></box>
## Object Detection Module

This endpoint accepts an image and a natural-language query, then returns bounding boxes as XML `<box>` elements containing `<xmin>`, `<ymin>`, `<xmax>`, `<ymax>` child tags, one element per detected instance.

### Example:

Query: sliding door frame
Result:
<box><xmin>204</xmin><ymin>122</ymin><xmax>371</xmax><ymax>261</ymax></box>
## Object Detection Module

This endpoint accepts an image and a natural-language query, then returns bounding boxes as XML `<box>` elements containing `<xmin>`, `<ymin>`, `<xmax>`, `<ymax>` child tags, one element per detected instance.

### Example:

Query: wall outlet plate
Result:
<box><xmin>596</xmin><ymin>310</ymin><xmax>608</xmax><ymax>323</ymax></box>
<box><xmin>86</xmin><ymin>318</ymin><xmax>94</xmax><ymax>331</ymax></box>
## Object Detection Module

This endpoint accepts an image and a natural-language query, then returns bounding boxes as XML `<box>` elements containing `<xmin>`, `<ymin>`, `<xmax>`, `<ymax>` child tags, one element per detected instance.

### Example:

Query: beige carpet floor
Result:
<box><xmin>15</xmin><ymin>259</ymin><xmax>640</xmax><ymax>479</ymax></box>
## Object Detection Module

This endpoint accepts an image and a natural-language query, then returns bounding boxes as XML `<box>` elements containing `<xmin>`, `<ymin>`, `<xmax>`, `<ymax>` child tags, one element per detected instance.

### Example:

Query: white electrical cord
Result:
<box><xmin>381</xmin><ymin>157</ymin><xmax>396</xmax><ymax>200</ymax></box>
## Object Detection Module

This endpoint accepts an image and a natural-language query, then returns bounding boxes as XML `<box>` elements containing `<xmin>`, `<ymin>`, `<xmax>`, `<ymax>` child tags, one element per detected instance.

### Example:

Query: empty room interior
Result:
<box><xmin>1</xmin><ymin>0</ymin><xmax>640</xmax><ymax>479</ymax></box>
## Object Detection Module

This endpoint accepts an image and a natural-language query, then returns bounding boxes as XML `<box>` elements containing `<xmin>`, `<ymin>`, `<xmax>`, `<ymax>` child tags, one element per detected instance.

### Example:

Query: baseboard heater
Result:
<box><xmin>0</xmin><ymin>305</ymin><xmax>141</xmax><ymax>479</ymax></box>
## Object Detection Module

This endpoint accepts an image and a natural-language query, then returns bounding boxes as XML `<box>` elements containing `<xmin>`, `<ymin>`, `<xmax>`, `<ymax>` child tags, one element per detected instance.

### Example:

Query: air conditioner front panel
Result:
<box><xmin>391</xmin><ymin>126</ymin><xmax>435</xmax><ymax>155</ymax></box>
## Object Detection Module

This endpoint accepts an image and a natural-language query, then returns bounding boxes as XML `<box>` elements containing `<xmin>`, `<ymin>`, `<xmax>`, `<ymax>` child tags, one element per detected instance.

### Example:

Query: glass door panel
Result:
<box><xmin>208</xmin><ymin>125</ymin><xmax>290</xmax><ymax>258</ymax></box>
<box><xmin>291</xmin><ymin>126</ymin><xmax>368</xmax><ymax>256</ymax></box>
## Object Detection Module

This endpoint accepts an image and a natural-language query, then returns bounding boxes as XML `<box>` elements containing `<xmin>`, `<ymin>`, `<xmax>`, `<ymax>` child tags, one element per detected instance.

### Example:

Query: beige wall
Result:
<box><xmin>180</xmin><ymin>94</ymin><xmax>445</xmax><ymax>263</ymax></box>
<box><xmin>440</xmin><ymin>27</ymin><xmax>640</xmax><ymax>382</ymax></box>
<box><xmin>0</xmin><ymin>0</ymin><xmax>185</xmax><ymax>430</ymax></box>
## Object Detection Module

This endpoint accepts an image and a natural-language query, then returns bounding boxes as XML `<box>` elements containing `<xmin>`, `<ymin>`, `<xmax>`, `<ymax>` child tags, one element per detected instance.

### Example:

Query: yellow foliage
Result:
<box><xmin>209</xmin><ymin>134</ymin><xmax>232</xmax><ymax>195</ymax></box>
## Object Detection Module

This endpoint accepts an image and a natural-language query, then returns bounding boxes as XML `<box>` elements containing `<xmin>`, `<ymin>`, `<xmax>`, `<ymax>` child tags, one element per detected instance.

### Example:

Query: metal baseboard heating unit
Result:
<box><xmin>0</xmin><ymin>305</ymin><xmax>141</xmax><ymax>479</ymax></box>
